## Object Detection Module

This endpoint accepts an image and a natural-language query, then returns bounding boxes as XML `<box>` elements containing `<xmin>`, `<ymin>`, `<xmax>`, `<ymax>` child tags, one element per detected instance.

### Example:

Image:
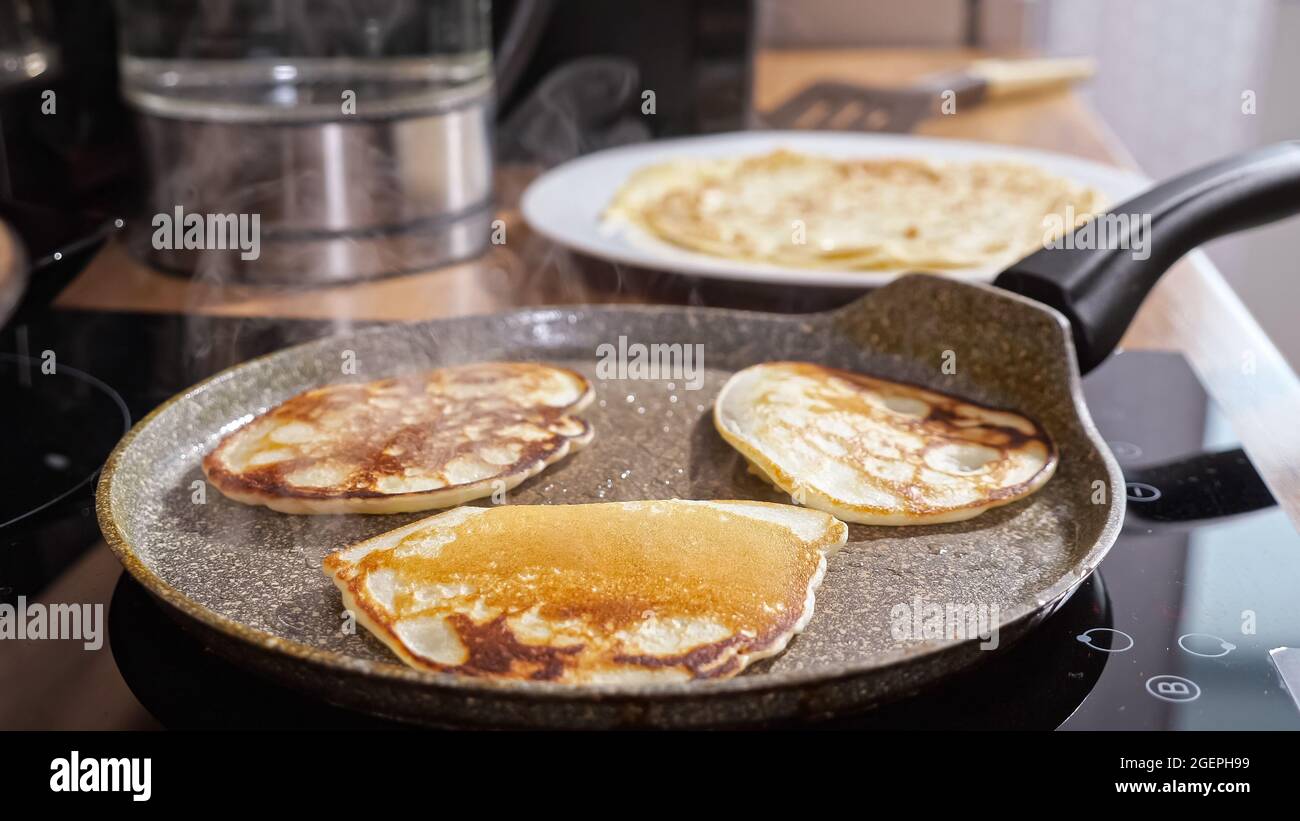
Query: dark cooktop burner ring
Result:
<box><xmin>0</xmin><ymin>351</ymin><xmax>131</xmax><ymax>530</ymax></box>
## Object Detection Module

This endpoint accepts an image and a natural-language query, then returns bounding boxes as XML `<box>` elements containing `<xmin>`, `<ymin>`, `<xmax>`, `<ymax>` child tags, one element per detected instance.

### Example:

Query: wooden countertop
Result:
<box><xmin>55</xmin><ymin>47</ymin><xmax>1300</xmax><ymax>525</ymax></box>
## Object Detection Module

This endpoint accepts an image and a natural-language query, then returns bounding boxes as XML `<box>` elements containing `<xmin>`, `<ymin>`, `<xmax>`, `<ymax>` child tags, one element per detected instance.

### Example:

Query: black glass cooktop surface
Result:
<box><xmin>1057</xmin><ymin>351</ymin><xmax>1300</xmax><ymax>730</ymax></box>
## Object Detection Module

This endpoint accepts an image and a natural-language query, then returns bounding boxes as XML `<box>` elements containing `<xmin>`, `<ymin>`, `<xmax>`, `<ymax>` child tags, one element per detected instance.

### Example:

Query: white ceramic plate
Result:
<box><xmin>520</xmin><ymin>130</ymin><xmax>1153</xmax><ymax>289</ymax></box>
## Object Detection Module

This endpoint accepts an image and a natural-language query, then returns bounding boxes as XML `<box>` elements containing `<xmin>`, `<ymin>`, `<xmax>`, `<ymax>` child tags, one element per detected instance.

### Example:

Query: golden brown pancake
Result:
<box><xmin>714</xmin><ymin>362</ymin><xmax>1056</xmax><ymax>525</ymax></box>
<box><xmin>605</xmin><ymin>149</ymin><xmax>1103</xmax><ymax>272</ymax></box>
<box><xmin>322</xmin><ymin>500</ymin><xmax>848</xmax><ymax>683</ymax></box>
<box><xmin>203</xmin><ymin>362</ymin><xmax>592</xmax><ymax>514</ymax></box>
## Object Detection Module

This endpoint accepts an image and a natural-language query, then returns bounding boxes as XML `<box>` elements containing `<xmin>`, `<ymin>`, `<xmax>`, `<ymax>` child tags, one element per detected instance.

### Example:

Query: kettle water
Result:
<box><xmin>116</xmin><ymin>0</ymin><xmax>496</xmax><ymax>284</ymax></box>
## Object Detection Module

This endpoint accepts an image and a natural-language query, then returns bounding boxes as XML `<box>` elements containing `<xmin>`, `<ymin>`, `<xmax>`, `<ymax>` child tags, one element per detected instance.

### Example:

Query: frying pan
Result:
<box><xmin>98</xmin><ymin>142</ymin><xmax>1300</xmax><ymax>728</ymax></box>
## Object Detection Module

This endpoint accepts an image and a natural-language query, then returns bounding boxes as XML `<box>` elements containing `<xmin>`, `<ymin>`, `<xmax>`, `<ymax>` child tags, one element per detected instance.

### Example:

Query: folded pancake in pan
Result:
<box><xmin>322</xmin><ymin>500</ymin><xmax>848</xmax><ymax>684</ymax></box>
<box><xmin>714</xmin><ymin>362</ymin><xmax>1056</xmax><ymax>525</ymax></box>
<box><xmin>203</xmin><ymin>363</ymin><xmax>593</xmax><ymax>514</ymax></box>
<box><xmin>605</xmin><ymin>149</ymin><xmax>1102</xmax><ymax>272</ymax></box>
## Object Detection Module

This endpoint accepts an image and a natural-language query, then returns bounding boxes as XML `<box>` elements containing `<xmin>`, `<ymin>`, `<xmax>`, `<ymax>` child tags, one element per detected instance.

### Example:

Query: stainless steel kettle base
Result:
<box><xmin>128</xmin><ymin>87</ymin><xmax>496</xmax><ymax>287</ymax></box>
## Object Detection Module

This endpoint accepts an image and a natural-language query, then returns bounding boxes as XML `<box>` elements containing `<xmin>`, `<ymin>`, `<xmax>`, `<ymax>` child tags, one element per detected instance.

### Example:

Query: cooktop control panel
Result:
<box><xmin>1057</xmin><ymin>350</ymin><xmax>1300</xmax><ymax>730</ymax></box>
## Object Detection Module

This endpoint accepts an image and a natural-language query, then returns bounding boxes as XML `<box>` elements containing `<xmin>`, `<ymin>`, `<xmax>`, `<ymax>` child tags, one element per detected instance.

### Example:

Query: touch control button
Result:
<box><xmin>1126</xmin><ymin>482</ymin><xmax>1162</xmax><ymax>502</ymax></box>
<box><xmin>1178</xmin><ymin>632</ymin><xmax>1236</xmax><ymax>658</ymax></box>
<box><xmin>1076</xmin><ymin>628</ymin><xmax>1134</xmax><ymax>653</ymax></box>
<box><xmin>1146</xmin><ymin>674</ymin><xmax>1201</xmax><ymax>703</ymax></box>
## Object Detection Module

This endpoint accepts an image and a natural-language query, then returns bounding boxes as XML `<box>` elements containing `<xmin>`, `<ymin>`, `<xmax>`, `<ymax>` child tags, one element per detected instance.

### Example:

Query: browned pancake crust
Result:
<box><xmin>323</xmin><ymin>501</ymin><xmax>847</xmax><ymax>683</ymax></box>
<box><xmin>203</xmin><ymin>363</ymin><xmax>592</xmax><ymax>507</ymax></box>
<box><xmin>788</xmin><ymin>362</ymin><xmax>1054</xmax><ymax>505</ymax></box>
<box><xmin>715</xmin><ymin>362</ymin><xmax>1058</xmax><ymax>524</ymax></box>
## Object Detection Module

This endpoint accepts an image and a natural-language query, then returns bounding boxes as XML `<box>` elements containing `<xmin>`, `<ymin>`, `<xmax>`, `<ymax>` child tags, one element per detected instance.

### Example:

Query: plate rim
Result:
<box><xmin>520</xmin><ymin>130</ymin><xmax>1154</xmax><ymax>289</ymax></box>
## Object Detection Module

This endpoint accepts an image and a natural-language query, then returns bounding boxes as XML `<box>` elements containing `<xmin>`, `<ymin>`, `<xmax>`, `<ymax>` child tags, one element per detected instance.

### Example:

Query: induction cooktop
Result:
<box><xmin>4</xmin><ymin>308</ymin><xmax>1299</xmax><ymax>729</ymax></box>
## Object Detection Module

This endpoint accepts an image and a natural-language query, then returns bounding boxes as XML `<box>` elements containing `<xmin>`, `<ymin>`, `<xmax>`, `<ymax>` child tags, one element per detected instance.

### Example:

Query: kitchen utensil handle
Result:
<box><xmin>994</xmin><ymin>141</ymin><xmax>1300</xmax><ymax>374</ymax></box>
<box><xmin>967</xmin><ymin>57</ymin><xmax>1095</xmax><ymax>98</ymax></box>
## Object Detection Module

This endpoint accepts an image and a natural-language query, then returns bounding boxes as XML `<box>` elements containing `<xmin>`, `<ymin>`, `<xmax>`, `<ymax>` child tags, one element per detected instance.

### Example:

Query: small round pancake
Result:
<box><xmin>203</xmin><ymin>362</ymin><xmax>593</xmax><ymax>514</ymax></box>
<box><xmin>323</xmin><ymin>500</ymin><xmax>848</xmax><ymax>684</ymax></box>
<box><xmin>714</xmin><ymin>362</ymin><xmax>1057</xmax><ymax>525</ymax></box>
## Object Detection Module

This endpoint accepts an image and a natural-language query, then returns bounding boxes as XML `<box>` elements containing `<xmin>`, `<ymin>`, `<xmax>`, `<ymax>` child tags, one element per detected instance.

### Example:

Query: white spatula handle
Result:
<box><xmin>967</xmin><ymin>57</ymin><xmax>1096</xmax><ymax>99</ymax></box>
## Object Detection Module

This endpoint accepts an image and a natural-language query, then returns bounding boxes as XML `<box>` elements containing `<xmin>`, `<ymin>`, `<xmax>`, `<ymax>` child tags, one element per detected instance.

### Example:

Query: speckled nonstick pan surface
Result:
<box><xmin>98</xmin><ymin>273</ymin><xmax>1124</xmax><ymax>728</ymax></box>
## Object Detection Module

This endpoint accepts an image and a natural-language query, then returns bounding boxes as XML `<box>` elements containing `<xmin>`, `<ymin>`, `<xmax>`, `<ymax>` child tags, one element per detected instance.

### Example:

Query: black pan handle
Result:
<box><xmin>994</xmin><ymin>141</ymin><xmax>1300</xmax><ymax>374</ymax></box>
